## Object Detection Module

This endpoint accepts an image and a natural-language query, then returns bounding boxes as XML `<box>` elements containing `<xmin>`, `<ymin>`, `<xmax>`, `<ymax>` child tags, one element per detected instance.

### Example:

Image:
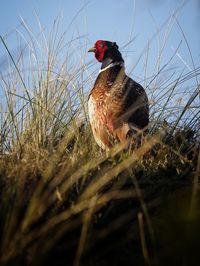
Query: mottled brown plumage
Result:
<box><xmin>88</xmin><ymin>40</ymin><xmax>149</xmax><ymax>150</ymax></box>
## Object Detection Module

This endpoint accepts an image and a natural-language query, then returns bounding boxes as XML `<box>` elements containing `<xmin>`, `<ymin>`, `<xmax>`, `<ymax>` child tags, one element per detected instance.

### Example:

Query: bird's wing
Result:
<box><xmin>120</xmin><ymin>77</ymin><xmax>149</xmax><ymax>130</ymax></box>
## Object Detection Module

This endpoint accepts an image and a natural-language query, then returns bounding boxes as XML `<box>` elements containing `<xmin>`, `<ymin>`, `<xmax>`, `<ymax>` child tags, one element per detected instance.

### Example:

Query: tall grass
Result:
<box><xmin>0</xmin><ymin>14</ymin><xmax>199</xmax><ymax>266</ymax></box>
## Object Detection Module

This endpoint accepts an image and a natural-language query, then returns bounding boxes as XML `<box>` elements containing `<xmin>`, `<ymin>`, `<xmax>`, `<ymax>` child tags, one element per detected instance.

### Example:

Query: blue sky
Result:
<box><xmin>0</xmin><ymin>0</ymin><xmax>199</xmax><ymax>127</ymax></box>
<box><xmin>1</xmin><ymin>0</ymin><xmax>199</xmax><ymax>67</ymax></box>
<box><xmin>0</xmin><ymin>1</ymin><xmax>199</xmax><ymax>95</ymax></box>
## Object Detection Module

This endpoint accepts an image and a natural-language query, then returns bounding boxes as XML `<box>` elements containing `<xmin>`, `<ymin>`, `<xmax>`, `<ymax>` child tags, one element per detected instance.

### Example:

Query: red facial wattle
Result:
<box><xmin>94</xmin><ymin>40</ymin><xmax>107</xmax><ymax>62</ymax></box>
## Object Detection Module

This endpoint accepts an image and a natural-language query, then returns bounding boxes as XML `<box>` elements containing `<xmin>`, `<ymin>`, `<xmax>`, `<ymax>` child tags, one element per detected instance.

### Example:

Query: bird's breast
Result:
<box><xmin>88</xmin><ymin>95</ymin><xmax>107</xmax><ymax>128</ymax></box>
<box><xmin>88</xmin><ymin>94</ymin><xmax>116</xmax><ymax>149</ymax></box>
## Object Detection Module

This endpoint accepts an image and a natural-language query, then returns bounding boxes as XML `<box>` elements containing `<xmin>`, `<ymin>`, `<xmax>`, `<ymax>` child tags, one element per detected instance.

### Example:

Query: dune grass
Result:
<box><xmin>0</xmin><ymin>15</ymin><xmax>199</xmax><ymax>266</ymax></box>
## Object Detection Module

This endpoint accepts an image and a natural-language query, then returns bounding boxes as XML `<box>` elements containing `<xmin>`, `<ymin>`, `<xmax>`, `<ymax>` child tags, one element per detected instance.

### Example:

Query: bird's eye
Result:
<box><xmin>99</xmin><ymin>43</ymin><xmax>104</xmax><ymax>48</ymax></box>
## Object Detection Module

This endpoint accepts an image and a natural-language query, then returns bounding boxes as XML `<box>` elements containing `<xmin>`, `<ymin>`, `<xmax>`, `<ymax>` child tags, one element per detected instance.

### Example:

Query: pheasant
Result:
<box><xmin>88</xmin><ymin>40</ymin><xmax>149</xmax><ymax>150</ymax></box>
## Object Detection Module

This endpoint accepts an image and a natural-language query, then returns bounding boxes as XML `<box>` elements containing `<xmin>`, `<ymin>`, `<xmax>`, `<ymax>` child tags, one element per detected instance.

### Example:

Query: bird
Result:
<box><xmin>88</xmin><ymin>40</ymin><xmax>149</xmax><ymax>150</ymax></box>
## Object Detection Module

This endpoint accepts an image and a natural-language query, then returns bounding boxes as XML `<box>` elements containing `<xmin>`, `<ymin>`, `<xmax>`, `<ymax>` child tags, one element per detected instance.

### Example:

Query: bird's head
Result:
<box><xmin>88</xmin><ymin>40</ymin><xmax>124</xmax><ymax>64</ymax></box>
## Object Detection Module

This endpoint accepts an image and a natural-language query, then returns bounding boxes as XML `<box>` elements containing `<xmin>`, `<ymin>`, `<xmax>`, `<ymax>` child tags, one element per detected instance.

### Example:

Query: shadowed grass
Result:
<box><xmin>0</xmin><ymin>13</ymin><xmax>199</xmax><ymax>266</ymax></box>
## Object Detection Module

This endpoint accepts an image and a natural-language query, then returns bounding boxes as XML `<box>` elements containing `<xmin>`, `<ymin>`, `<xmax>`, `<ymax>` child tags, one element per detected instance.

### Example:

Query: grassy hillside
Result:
<box><xmin>0</xmin><ymin>18</ymin><xmax>199</xmax><ymax>266</ymax></box>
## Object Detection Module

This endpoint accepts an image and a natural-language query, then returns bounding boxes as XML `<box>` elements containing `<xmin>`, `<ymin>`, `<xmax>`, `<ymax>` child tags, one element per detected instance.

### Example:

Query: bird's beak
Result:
<box><xmin>88</xmin><ymin>47</ymin><xmax>96</xmax><ymax>53</ymax></box>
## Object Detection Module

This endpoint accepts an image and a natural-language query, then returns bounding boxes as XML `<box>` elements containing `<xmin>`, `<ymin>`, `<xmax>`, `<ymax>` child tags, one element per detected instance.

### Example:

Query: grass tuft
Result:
<box><xmin>0</xmin><ymin>14</ymin><xmax>199</xmax><ymax>266</ymax></box>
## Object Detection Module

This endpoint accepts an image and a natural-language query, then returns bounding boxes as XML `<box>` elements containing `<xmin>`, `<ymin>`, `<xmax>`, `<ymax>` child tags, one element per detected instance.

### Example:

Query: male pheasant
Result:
<box><xmin>88</xmin><ymin>40</ymin><xmax>149</xmax><ymax>150</ymax></box>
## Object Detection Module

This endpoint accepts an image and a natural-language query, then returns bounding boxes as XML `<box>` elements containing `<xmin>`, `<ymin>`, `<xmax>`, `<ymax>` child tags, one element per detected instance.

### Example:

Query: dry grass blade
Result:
<box><xmin>138</xmin><ymin>212</ymin><xmax>151</xmax><ymax>266</ymax></box>
<box><xmin>0</xmin><ymin>11</ymin><xmax>199</xmax><ymax>266</ymax></box>
<box><xmin>0</xmin><ymin>35</ymin><xmax>35</xmax><ymax>116</ymax></box>
<box><xmin>74</xmin><ymin>196</ymin><xmax>97</xmax><ymax>266</ymax></box>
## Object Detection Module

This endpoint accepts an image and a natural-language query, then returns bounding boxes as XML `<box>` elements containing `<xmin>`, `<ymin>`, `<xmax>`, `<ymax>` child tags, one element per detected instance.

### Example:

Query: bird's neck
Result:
<box><xmin>101</xmin><ymin>48</ymin><xmax>124</xmax><ymax>70</ymax></box>
<box><xmin>100</xmin><ymin>59</ymin><xmax>124</xmax><ymax>73</ymax></box>
<box><xmin>100</xmin><ymin>50</ymin><xmax>124</xmax><ymax>69</ymax></box>
<box><xmin>101</xmin><ymin>57</ymin><xmax>114</xmax><ymax>69</ymax></box>
<box><xmin>94</xmin><ymin>63</ymin><xmax>126</xmax><ymax>91</ymax></box>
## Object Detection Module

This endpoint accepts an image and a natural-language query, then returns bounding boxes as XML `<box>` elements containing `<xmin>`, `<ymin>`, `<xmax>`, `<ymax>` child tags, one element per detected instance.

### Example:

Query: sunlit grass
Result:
<box><xmin>0</xmin><ymin>14</ymin><xmax>199</xmax><ymax>266</ymax></box>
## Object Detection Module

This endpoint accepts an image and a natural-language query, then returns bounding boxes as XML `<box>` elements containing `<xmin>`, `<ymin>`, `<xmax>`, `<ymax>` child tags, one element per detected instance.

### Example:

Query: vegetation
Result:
<box><xmin>0</xmin><ymin>15</ymin><xmax>199</xmax><ymax>266</ymax></box>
